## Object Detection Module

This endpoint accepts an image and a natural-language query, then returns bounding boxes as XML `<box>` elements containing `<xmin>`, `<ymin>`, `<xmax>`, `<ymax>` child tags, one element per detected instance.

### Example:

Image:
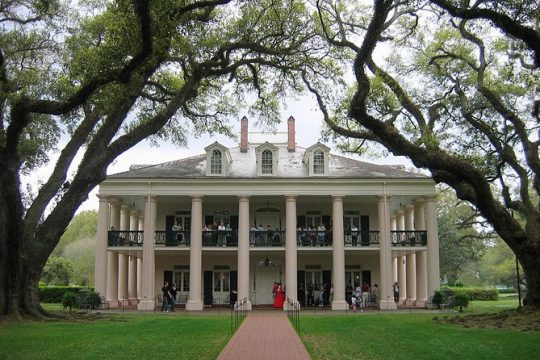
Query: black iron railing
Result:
<box><xmin>391</xmin><ymin>230</ymin><xmax>427</xmax><ymax>246</ymax></box>
<box><xmin>231</xmin><ymin>297</ymin><xmax>248</xmax><ymax>333</ymax></box>
<box><xmin>108</xmin><ymin>230</ymin><xmax>143</xmax><ymax>246</ymax></box>
<box><xmin>155</xmin><ymin>231</ymin><xmax>191</xmax><ymax>246</ymax></box>
<box><xmin>287</xmin><ymin>297</ymin><xmax>300</xmax><ymax>333</ymax></box>
<box><xmin>250</xmin><ymin>230</ymin><xmax>285</xmax><ymax>246</ymax></box>
<box><xmin>202</xmin><ymin>230</ymin><xmax>238</xmax><ymax>247</ymax></box>
<box><xmin>296</xmin><ymin>230</ymin><xmax>332</xmax><ymax>247</ymax></box>
<box><xmin>344</xmin><ymin>231</ymin><xmax>380</xmax><ymax>247</ymax></box>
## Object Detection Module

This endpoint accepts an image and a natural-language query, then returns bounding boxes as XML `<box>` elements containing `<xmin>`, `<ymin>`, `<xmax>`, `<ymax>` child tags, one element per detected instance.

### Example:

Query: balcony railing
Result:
<box><xmin>107</xmin><ymin>229</ymin><xmax>428</xmax><ymax>248</ymax></box>
<box><xmin>155</xmin><ymin>231</ymin><xmax>191</xmax><ymax>247</ymax></box>
<box><xmin>391</xmin><ymin>230</ymin><xmax>427</xmax><ymax>246</ymax></box>
<box><xmin>344</xmin><ymin>231</ymin><xmax>380</xmax><ymax>247</ymax></box>
<box><xmin>108</xmin><ymin>230</ymin><xmax>143</xmax><ymax>246</ymax></box>
<box><xmin>250</xmin><ymin>230</ymin><xmax>285</xmax><ymax>247</ymax></box>
<box><xmin>297</xmin><ymin>230</ymin><xmax>332</xmax><ymax>247</ymax></box>
<box><xmin>203</xmin><ymin>230</ymin><xmax>238</xmax><ymax>247</ymax></box>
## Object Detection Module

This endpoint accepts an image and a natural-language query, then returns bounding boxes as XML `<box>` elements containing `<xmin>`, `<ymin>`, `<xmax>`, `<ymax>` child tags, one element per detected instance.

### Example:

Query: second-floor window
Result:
<box><xmin>262</xmin><ymin>150</ymin><xmax>273</xmax><ymax>174</ymax></box>
<box><xmin>211</xmin><ymin>150</ymin><xmax>222</xmax><ymax>174</ymax></box>
<box><xmin>313</xmin><ymin>151</ymin><xmax>325</xmax><ymax>174</ymax></box>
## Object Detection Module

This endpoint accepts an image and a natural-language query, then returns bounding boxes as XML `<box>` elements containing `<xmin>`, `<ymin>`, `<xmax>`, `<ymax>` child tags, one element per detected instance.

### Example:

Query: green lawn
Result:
<box><xmin>299</xmin><ymin>301</ymin><xmax>540</xmax><ymax>360</ymax></box>
<box><xmin>0</xmin><ymin>313</ymin><xmax>232</xmax><ymax>360</ymax></box>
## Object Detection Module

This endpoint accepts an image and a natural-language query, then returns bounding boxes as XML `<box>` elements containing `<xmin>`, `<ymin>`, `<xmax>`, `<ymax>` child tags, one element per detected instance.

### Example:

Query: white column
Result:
<box><xmin>106</xmin><ymin>252</ymin><xmax>118</xmax><ymax>305</ymax></box>
<box><xmin>331</xmin><ymin>196</ymin><xmax>347</xmax><ymax>310</ymax></box>
<box><xmin>406</xmin><ymin>253</ymin><xmax>417</xmax><ymax>304</ymax></box>
<box><xmin>106</xmin><ymin>199</ymin><xmax>121</xmax><ymax>305</ymax></box>
<box><xmin>128</xmin><ymin>210</ymin><xmax>139</xmax><ymax>303</ymax></box>
<box><xmin>396</xmin><ymin>210</ymin><xmax>405</xmax><ymax>231</ymax></box>
<box><xmin>416</xmin><ymin>251</ymin><xmax>428</xmax><ymax>306</ymax></box>
<box><xmin>415</xmin><ymin>199</ymin><xmax>428</xmax><ymax>306</ymax></box>
<box><xmin>237</xmin><ymin>196</ymin><xmax>252</xmax><ymax>310</ymax></box>
<box><xmin>399</xmin><ymin>255</ymin><xmax>406</xmax><ymax>302</ymax></box>
<box><xmin>392</xmin><ymin>257</ymin><xmax>398</xmax><ymax>283</ymax></box>
<box><xmin>94</xmin><ymin>195</ymin><xmax>109</xmax><ymax>298</ymax></box>
<box><xmin>137</xmin><ymin>216</ymin><xmax>144</xmax><ymax>300</ymax></box>
<box><xmin>378</xmin><ymin>195</ymin><xmax>396</xmax><ymax>309</ymax></box>
<box><xmin>138</xmin><ymin>195</ymin><xmax>157</xmax><ymax>310</ymax></box>
<box><xmin>186</xmin><ymin>196</ymin><xmax>204</xmax><ymax>311</ymax></box>
<box><xmin>117</xmin><ymin>205</ymin><xmax>130</xmax><ymax>303</ymax></box>
<box><xmin>284</xmin><ymin>195</ymin><xmax>298</xmax><ymax>309</ymax></box>
<box><xmin>426</xmin><ymin>196</ymin><xmax>440</xmax><ymax>298</ymax></box>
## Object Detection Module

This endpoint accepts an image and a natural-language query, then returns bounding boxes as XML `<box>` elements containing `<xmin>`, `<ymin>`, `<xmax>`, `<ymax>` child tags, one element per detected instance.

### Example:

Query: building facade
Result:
<box><xmin>94</xmin><ymin>116</ymin><xmax>440</xmax><ymax>311</ymax></box>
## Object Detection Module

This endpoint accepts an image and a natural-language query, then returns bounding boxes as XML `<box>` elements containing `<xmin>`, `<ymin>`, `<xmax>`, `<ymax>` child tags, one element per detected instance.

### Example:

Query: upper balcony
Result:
<box><xmin>107</xmin><ymin>229</ymin><xmax>427</xmax><ymax>248</ymax></box>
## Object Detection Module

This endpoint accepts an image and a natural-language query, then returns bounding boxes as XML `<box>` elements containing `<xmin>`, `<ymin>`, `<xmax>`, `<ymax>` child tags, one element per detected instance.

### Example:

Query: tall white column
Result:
<box><xmin>106</xmin><ymin>199</ymin><xmax>121</xmax><ymax>305</ymax></box>
<box><xmin>284</xmin><ymin>195</ymin><xmax>298</xmax><ymax>309</ymax></box>
<box><xmin>399</xmin><ymin>255</ymin><xmax>407</xmax><ymax>302</ymax></box>
<box><xmin>138</xmin><ymin>195</ymin><xmax>157</xmax><ymax>310</ymax></box>
<box><xmin>378</xmin><ymin>195</ymin><xmax>396</xmax><ymax>309</ymax></box>
<box><xmin>137</xmin><ymin>216</ymin><xmax>144</xmax><ymax>300</ymax></box>
<box><xmin>416</xmin><ymin>251</ymin><xmax>428</xmax><ymax>306</ymax></box>
<box><xmin>396</xmin><ymin>210</ymin><xmax>405</xmax><ymax>231</ymax></box>
<box><xmin>186</xmin><ymin>196</ymin><xmax>204</xmax><ymax>311</ymax></box>
<box><xmin>237</xmin><ymin>196</ymin><xmax>252</xmax><ymax>310</ymax></box>
<box><xmin>118</xmin><ymin>204</ymin><xmax>130</xmax><ymax>303</ymax></box>
<box><xmin>415</xmin><ymin>199</ymin><xmax>428</xmax><ymax>306</ymax></box>
<box><xmin>110</xmin><ymin>199</ymin><xmax>121</xmax><ymax>230</ymax></box>
<box><xmin>331</xmin><ymin>196</ymin><xmax>347</xmax><ymax>310</ymax></box>
<box><xmin>406</xmin><ymin>253</ymin><xmax>417</xmax><ymax>304</ymax></box>
<box><xmin>426</xmin><ymin>196</ymin><xmax>440</xmax><ymax>298</ymax></box>
<box><xmin>94</xmin><ymin>195</ymin><xmax>109</xmax><ymax>298</ymax></box>
<box><xmin>405</xmin><ymin>205</ymin><xmax>415</xmax><ymax>232</ymax></box>
<box><xmin>392</xmin><ymin>257</ymin><xmax>398</xmax><ymax>283</ymax></box>
<box><xmin>128</xmin><ymin>210</ymin><xmax>139</xmax><ymax>303</ymax></box>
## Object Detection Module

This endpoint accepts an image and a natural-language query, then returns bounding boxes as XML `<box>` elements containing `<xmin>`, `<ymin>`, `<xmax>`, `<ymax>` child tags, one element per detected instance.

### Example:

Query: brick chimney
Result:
<box><xmin>287</xmin><ymin>116</ymin><xmax>295</xmax><ymax>152</ymax></box>
<box><xmin>240</xmin><ymin>116</ymin><xmax>248</xmax><ymax>152</ymax></box>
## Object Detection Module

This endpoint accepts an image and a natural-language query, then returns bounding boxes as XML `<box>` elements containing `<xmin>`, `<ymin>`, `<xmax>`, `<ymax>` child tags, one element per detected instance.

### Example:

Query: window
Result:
<box><xmin>262</xmin><ymin>150</ymin><xmax>273</xmax><ymax>174</ymax></box>
<box><xmin>210</xmin><ymin>150</ymin><xmax>222</xmax><ymax>174</ymax></box>
<box><xmin>313</xmin><ymin>151</ymin><xmax>325</xmax><ymax>174</ymax></box>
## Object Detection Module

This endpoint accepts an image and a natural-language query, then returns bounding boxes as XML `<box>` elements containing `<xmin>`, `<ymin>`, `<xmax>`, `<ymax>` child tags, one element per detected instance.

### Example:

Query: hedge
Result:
<box><xmin>442</xmin><ymin>286</ymin><xmax>498</xmax><ymax>301</ymax></box>
<box><xmin>39</xmin><ymin>286</ymin><xmax>94</xmax><ymax>303</ymax></box>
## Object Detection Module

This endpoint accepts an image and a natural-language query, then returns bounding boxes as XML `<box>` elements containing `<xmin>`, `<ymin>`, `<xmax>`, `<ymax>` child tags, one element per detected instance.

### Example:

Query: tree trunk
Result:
<box><xmin>518</xmin><ymin>245</ymin><xmax>540</xmax><ymax>308</ymax></box>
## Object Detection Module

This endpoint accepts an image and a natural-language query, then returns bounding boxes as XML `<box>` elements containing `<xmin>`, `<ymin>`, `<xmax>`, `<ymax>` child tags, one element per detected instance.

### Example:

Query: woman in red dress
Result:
<box><xmin>273</xmin><ymin>283</ymin><xmax>285</xmax><ymax>308</ymax></box>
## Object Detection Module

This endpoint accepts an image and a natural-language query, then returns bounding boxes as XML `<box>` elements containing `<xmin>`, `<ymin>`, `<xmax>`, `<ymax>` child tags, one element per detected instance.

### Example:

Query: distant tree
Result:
<box><xmin>479</xmin><ymin>238</ymin><xmax>522</xmax><ymax>289</ymax></box>
<box><xmin>52</xmin><ymin>210</ymin><xmax>97</xmax><ymax>257</ymax></box>
<box><xmin>42</xmin><ymin>257</ymin><xmax>74</xmax><ymax>286</ymax></box>
<box><xmin>63</xmin><ymin>237</ymin><xmax>95</xmax><ymax>287</ymax></box>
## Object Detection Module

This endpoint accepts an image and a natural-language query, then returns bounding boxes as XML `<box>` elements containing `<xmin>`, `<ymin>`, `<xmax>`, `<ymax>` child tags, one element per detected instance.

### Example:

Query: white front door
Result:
<box><xmin>213</xmin><ymin>271</ymin><xmax>230</xmax><ymax>305</ymax></box>
<box><xmin>255</xmin><ymin>267</ymin><xmax>280</xmax><ymax>305</ymax></box>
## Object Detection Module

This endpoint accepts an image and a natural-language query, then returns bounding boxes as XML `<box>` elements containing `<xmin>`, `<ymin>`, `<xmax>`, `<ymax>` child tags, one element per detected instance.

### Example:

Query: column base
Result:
<box><xmin>186</xmin><ymin>300</ymin><xmax>204</xmax><ymax>311</ymax></box>
<box><xmin>405</xmin><ymin>299</ymin><xmax>417</xmax><ymax>306</ymax></box>
<box><xmin>106</xmin><ymin>300</ymin><xmax>119</xmax><ymax>308</ymax></box>
<box><xmin>331</xmin><ymin>300</ymin><xmax>349</xmax><ymax>311</ymax></box>
<box><xmin>237</xmin><ymin>301</ymin><xmax>252</xmax><ymax>311</ymax></box>
<box><xmin>129</xmin><ymin>298</ymin><xmax>138</xmax><ymax>305</ymax></box>
<box><xmin>415</xmin><ymin>299</ymin><xmax>428</xmax><ymax>307</ymax></box>
<box><xmin>282</xmin><ymin>301</ymin><xmax>298</xmax><ymax>311</ymax></box>
<box><xmin>137</xmin><ymin>300</ymin><xmax>155</xmax><ymax>311</ymax></box>
<box><xmin>379</xmin><ymin>300</ymin><xmax>398</xmax><ymax>310</ymax></box>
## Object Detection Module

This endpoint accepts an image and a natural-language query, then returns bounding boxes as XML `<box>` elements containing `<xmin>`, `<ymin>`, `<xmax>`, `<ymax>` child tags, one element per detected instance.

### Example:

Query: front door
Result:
<box><xmin>255</xmin><ymin>266</ymin><xmax>280</xmax><ymax>305</ymax></box>
<box><xmin>213</xmin><ymin>271</ymin><xmax>230</xmax><ymax>305</ymax></box>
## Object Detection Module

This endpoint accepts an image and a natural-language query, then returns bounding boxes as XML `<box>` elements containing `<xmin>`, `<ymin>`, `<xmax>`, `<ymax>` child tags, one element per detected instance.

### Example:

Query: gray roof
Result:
<box><xmin>108</xmin><ymin>144</ymin><xmax>428</xmax><ymax>179</ymax></box>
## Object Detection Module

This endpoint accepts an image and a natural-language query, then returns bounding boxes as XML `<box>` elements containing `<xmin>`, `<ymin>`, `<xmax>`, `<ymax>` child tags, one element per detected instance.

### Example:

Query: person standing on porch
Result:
<box><xmin>393</xmin><ymin>282</ymin><xmax>400</xmax><ymax>304</ymax></box>
<box><xmin>170</xmin><ymin>283</ymin><xmax>177</xmax><ymax>312</ymax></box>
<box><xmin>161</xmin><ymin>282</ymin><xmax>171</xmax><ymax>312</ymax></box>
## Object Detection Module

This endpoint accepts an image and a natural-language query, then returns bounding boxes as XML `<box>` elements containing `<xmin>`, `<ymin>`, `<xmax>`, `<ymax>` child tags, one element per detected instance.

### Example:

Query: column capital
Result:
<box><xmin>109</xmin><ymin>197</ymin><xmax>122</xmax><ymax>205</ymax></box>
<box><xmin>237</xmin><ymin>195</ymin><xmax>251</xmax><ymax>201</ymax></box>
<box><xmin>190</xmin><ymin>195</ymin><xmax>204</xmax><ymax>201</ymax></box>
<box><xmin>145</xmin><ymin>194</ymin><xmax>158</xmax><ymax>202</ymax></box>
<box><xmin>96</xmin><ymin>194</ymin><xmax>110</xmax><ymax>201</ymax></box>
<box><xmin>405</xmin><ymin>204</ymin><xmax>415</xmax><ymax>211</ymax></box>
<box><xmin>284</xmin><ymin>195</ymin><xmax>297</xmax><ymax>202</ymax></box>
<box><xmin>424</xmin><ymin>195</ymin><xmax>438</xmax><ymax>202</ymax></box>
<box><xmin>130</xmin><ymin>209</ymin><xmax>139</xmax><ymax>216</ymax></box>
<box><xmin>415</xmin><ymin>198</ymin><xmax>426</xmax><ymax>205</ymax></box>
<box><xmin>121</xmin><ymin>204</ymin><xmax>130</xmax><ymax>211</ymax></box>
<box><xmin>331</xmin><ymin>195</ymin><xmax>345</xmax><ymax>201</ymax></box>
<box><xmin>377</xmin><ymin>194</ymin><xmax>391</xmax><ymax>202</ymax></box>
<box><xmin>395</xmin><ymin>209</ymin><xmax>404</xmax><ymax>216</ymax></box>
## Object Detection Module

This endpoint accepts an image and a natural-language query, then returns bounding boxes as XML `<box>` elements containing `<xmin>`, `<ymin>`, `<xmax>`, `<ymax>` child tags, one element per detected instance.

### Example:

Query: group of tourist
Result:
<box><xmin>203</xmin><ymin>222</ymin><xmax>235</xmax><ymax>246</ymax></box>
<box><xmin>346</xmin><ymin>281</ymin><xmax>379</xmax><ymax>312</ymax></box>
<box><xmin>250</xmin><ymin>224</ymin><xmax>282</xmax><ymax>246</ymax></box>
<box><xmin>161</xmin><ymin>281</ymin><xmax>177</xmax><ymax>312</ymax></box>
<box><xmin>296</xmin><ymin>224</ymin><xmax>331</xmax><ymax>246</ymax></box>
<box><xmin>305</xmin><ymin>282</ymin><xmax>333</xmax><ymax>306</ymax></box>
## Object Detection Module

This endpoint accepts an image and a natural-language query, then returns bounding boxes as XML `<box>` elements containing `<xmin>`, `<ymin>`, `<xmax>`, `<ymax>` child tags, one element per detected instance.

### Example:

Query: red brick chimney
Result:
<box><xmin>240</xmin><ymin>116</ymin><xmax>248</xmax><ymax>152</ymax></box>
<box><xmin>287</xmin><ymin>116</ymin><xmax>295</xmax><ymax>152</ymax></box>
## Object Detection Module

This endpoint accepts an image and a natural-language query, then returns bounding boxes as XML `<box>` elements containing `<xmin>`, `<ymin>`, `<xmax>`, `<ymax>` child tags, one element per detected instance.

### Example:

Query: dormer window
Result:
<box><xmin>205</xmin><ymin>142</ymin><xmax>231</xmax><ymax>176</ymax></box>
<box><xmin>261</xmin><ymin>150</ymin><xmax>273</xmax><ymax>174</ymax></box>
<box><xmin>303</xmin><ymin>142</ymin><xmax>330</xmax><ymax>176</ymax></box>
<box><xmin>255</xmin><ymin>142</ymin><xmax>278</xmax><ymax>176</ymax></box>
<box><xmin>210</xmin><ymin>150</ymin><xmax>222</xmax><ymax>174</ymax></box>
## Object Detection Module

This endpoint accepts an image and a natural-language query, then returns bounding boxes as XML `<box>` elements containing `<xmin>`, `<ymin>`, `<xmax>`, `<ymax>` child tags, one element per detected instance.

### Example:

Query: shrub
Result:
<box><xmin>39</xmin><ymin>286</ymin><xmax>93</xmax><ymax>303</ymax></box>
<box><xmin>61</xmin><ymin>292</ymin><xmax>79</xmax><ymax>312</ymax></box>
<box><xmin>453</xmin><ymin>292</ymin><xmax>469</xmax><ymax>312</ymax></box>
<box><xmin>444</xmin><ymin>287</ymin><xmax>498</xmax><ymax>301</ymax></box>
<box><xmin>432</xmin><ymin>290</ymin><xmax>446</xmax><ymax>309</ymax></box>
<box><xmin>84</xmin><ymin>291</ymin><xmax>102</xmax><ymax>310</ymax></box>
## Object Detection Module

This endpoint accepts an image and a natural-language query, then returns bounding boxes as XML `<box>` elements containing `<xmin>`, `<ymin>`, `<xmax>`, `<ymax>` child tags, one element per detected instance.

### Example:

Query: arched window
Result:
<box><xmin>210</xmin><ymin>150</ymin><xmax>222</xmax><ymax>174</ymax></box>
<box><xmin>262</xmin><ymin>150</ymin><xmax>273</xmax><ymax>174</ymax></box>
<box><xmin>313</xmin><ymin>151</ymin><xmax>325</xmax><ymax>174</ymax></box>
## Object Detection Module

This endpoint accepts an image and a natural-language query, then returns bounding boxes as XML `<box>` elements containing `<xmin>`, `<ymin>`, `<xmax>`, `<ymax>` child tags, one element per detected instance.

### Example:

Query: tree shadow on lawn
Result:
<box><xmin>433</xmin><ymin>307</ymin><xmax>540</xmax><ymax>331</ymax></box>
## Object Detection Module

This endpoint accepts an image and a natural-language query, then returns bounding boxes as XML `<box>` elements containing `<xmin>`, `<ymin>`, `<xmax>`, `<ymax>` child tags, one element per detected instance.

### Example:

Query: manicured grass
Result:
<box><xmin>0</xmin><ymin>313</ymin><xmax>232</xmax><ymax>360</ymax></box>
<box><xmin>300</xmin><ymin>311</ymin><xmax>540</xmax><ymax>360</ymax></box>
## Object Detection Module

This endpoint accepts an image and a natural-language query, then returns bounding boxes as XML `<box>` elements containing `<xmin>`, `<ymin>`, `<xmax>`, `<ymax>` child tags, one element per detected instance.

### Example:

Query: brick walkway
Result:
<box><xmin>217</xmin><ymin>311</ymin><xmax>311</xmax><ymax>360</ymax></box>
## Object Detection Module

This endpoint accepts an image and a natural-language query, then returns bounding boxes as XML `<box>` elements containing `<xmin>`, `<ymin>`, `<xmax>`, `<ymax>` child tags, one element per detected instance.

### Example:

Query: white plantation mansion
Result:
<box><xmin>94</xmin><ymin>116</ymin><xmax>440</xmax><ymax>311</ymax></box>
